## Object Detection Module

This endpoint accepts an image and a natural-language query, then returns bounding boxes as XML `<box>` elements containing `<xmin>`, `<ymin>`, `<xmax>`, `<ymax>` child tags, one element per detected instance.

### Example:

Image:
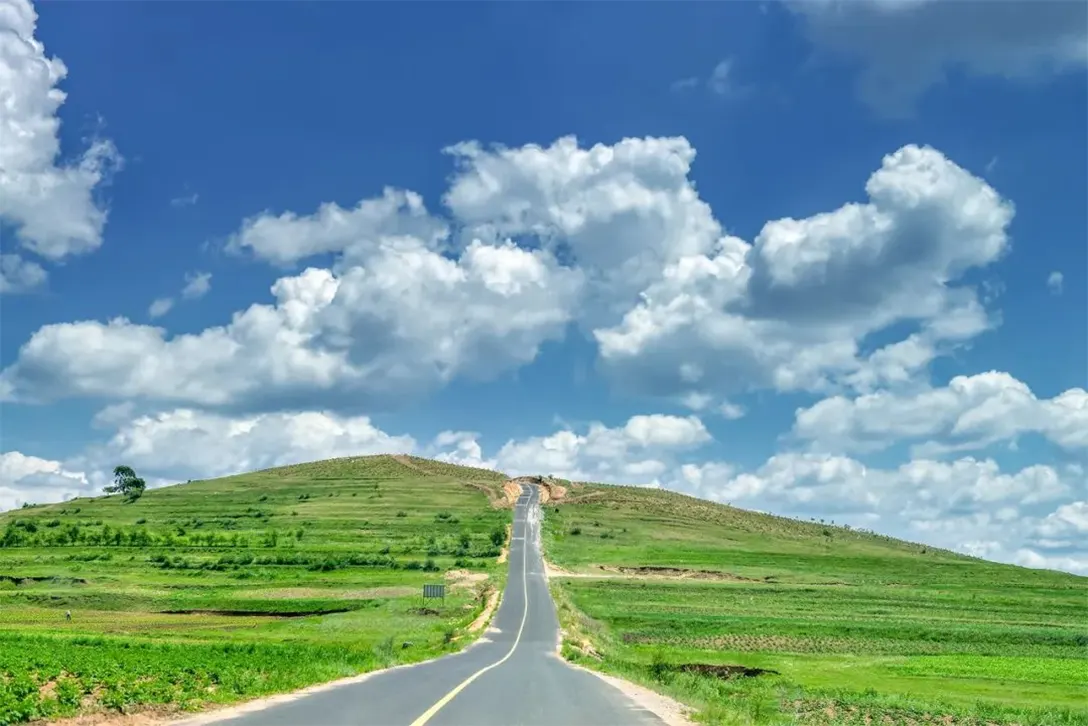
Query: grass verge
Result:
<box><xmin>543</xmin><ymin>483</ymin><xmax>1088</xmax><ymax>726</ymax></box>
<box><xmin>0</xmin><ymin>455</ymin><xmax>511</xmax><ymax>723</ymax></box>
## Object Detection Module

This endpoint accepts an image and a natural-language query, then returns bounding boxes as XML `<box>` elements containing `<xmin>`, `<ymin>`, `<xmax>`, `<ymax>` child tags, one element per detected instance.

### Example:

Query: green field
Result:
<box><xmin>0</xmin><ymin>456</ymin><xmax>512</xmax><ymax>724</ymax></box>
<box><xmin>542</xmin><ymin>483</ymin><xmax>1088</xmax><ymax>726</ymax></box>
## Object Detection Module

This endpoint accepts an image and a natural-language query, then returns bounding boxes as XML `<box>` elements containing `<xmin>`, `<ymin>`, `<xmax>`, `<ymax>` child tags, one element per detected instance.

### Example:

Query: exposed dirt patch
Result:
<box><xmin>467</xmin><ymin>587</ymin><xmax>500</xmax><ymax>633</ymax></box>
<box><xmin>444</xmin><ymin>569</ymin><xmax>488</xmax><ymax>591</ymax></box>
<box><xmin>558</xmin><ymin>491</ymin><xmax>608</xmax><ymax>505</ymax></box>
<box><xmin>544</xmin><ymin>560</ymin><xmax>579</xmax><ymax>578</ymax></box>
<box><xmin>36</xmin><ymin>704</ymin><xmax>178</xmax><ymax>726</ymax></box>
<box><xmin>545</xmin><ymin>561</ymin><xmax>762</xmax><ymax>582</ymax></box>
<box><xmin>240</xmin><ymin>587</ymin><xmax>413</xmax><ymax>599</ymax></box>
<box><xmin>412</xmin><ymin>607</ymin><xmax>441</xmax><ymax>616</ymax></box>
<box><xmin>541</xmin><ymin>480</ymin><xmax>567</xmax><ymax>502</ymax></box>
<box><xmin>502</xmin><ymin>480</ymin><xmax>521</xmax><ymax>507</ymax></box>
<box><xmin>159</xmin><ymin>608</ymin><xmax>350</xmax><ymax>618</ymax></box>
<box><xmin>391</xmin><ymin>454</ymin><xmax>426</xmax><ymax>473</ymax></box>
<box><xmin>505</xmin><ymin>475</ymin><xmax>567</xmax><ymax>504</ymax></box>
<box><xmin>673</xmin><ymin>663</ymin><xmax>779</xmax><ymax>679</ymax></box>
<box><xmin>602</xmin><ymin>565</ymin><xmax>761</xmax><ymax>582</ymax></box>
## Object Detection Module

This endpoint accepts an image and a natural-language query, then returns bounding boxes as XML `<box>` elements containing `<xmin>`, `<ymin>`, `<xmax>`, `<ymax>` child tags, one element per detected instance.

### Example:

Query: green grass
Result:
<box><xmin>0</xmin><ymin>455</ymin><xmax>511</xmax><ymax>724</ymax></box>
<box><xmin>543</xmin><ymin>483</ymin><xmax>1088</xmax><ymax>725</ymax></box>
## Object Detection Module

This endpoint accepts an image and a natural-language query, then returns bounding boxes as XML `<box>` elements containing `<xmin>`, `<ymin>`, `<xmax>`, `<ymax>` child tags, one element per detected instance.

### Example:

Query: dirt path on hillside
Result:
<box><xmin>391</xmin><ymin>455</ymin><xmax>426</xmax><ymax>473</ymax></box>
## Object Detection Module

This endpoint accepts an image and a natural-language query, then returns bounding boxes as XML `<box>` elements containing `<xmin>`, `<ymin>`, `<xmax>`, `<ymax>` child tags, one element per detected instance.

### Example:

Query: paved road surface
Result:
<box><xmin>204</xmin><ymin>483</ymin><xmax>665</xmax><ymax>726</ymax></box>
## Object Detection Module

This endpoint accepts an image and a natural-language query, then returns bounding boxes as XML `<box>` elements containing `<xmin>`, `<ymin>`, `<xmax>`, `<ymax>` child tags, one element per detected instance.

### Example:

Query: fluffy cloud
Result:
<box><xmin>0</xmin><ymin>252</ymin><xmax>46</xmax><ymax>293</ymax></box>
<box><xmin>1033</xmin><ymin>501</ymin><xmax>1088</xmax><ymax>540</ymax></box>
<box><xmin>84</xmin><ymin>408</ymin><xmax>416</xmax><ymax>483</ymax></box>
<box><xmin>444</xmin><ymin>136</ymin><xmax>721</xmax><ymax>328</ymax></box>
<box><xmin>595</xmin><ymin>144</ymin><xmax>1008</xmax><ymax>399</ymax></box>
<box><xmin>792</xmin><ymin>0</ymin><xmax>1088</xmax><ymax>116</ymax></box>
<box><xmin>793</xmin><ymin>372</ymin><xmax>1088</xmax><ymax>455</ymax></box>
<box><xmin>3</xmin><ymin>136</ymin><xmax>1010</xmax><ymax>411</ymax></box>
<box><xmin>0</xmin><ymin>0</ymin><xmax>120</xmax><ymax>284</ymax></box>
<box><xmin>227</xmin><ymin>188</ymin><xmax>448</xmax><ymax>268</ymax></box>
<box><xmin>3</xmin><ymin>239</ymin><xmax>582</xmax><ymax>407</ymax></box>
<box><xmin>0</xmin><ymin>451</ymin><xmax>92</xmax><ymax>510</ymax></box>
<box><xmin>441</xmin><ymin>414</ymin><xmax>710</xmax><ymax>485</ymax></box>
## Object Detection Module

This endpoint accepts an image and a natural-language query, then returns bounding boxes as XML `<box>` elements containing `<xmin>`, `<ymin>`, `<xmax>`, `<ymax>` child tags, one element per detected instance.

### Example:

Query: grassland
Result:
<box><xmin>0</xmin><ymin>455</ymin><xmax>511</xmax><ymax>724</ymax></box>
<box><xmin>542</xmin><ymin>483</ymin><xmax>1088</xmax><ymax>726</ymax></box>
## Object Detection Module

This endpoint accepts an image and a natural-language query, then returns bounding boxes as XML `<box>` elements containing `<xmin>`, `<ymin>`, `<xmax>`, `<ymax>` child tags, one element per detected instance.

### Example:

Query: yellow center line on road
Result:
<box><xmin>407</xmin><ymin>489</ymin><xmax>532</xmax><ymax>726</ymax></box>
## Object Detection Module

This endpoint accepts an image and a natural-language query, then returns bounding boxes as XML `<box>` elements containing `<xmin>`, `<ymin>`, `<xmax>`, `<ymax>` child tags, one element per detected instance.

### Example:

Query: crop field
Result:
<box><xmin>0</xmin><ymin>455</ymin><xmax>511</xmax><ymax>724</ymax></box>
<box><xmin>542</xmin><ymin>484</ymin><xmax>1088</xmax><ymax>726</ymax></box>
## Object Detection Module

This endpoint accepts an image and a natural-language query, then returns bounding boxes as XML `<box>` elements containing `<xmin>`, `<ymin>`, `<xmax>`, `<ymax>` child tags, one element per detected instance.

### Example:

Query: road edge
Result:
<box><xmin>165</xmin><ymin>586</ymin><xmax>508</xmax><ymax>726</ymax></box>
<box><xmin>538</xmin><ymin>517</ymin><xmax>696</xmax><ymax>726</ymax></box>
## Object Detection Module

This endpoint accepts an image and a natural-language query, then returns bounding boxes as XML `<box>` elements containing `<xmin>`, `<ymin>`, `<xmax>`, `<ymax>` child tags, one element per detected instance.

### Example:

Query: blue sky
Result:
<box><xmin>1</xmin><ymin>0</ymin><xmax>1085</xmax><ymax>573</ymax></box>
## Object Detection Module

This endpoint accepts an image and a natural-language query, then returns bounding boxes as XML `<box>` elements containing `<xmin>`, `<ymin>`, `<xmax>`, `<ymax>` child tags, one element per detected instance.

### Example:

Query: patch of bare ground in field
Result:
<box><xmin>32</xmin><ymin>705</ymin><xmax>179</xmax><ymax>726</ymax></box>
<box><xmin>444</xmin><ymin>568</ymin><xmax>489</xmax><ymax>591</ymax></box>
<box><xmin>241</xmin><ymin>586</ymin><xmax>414</xmax><ymax>599</ymax></box>
<box><xmin>600</xmin><ymin>565</ymin><xmax>762</xmax><ymax>582</ymax></box>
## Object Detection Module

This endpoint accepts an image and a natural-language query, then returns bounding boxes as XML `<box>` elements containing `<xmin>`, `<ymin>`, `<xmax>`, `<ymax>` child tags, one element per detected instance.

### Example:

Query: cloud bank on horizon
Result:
<box><xmin>1</xmin><ymin>0</ymin><xmax>1085</xmax><ymax>574</ymax></box>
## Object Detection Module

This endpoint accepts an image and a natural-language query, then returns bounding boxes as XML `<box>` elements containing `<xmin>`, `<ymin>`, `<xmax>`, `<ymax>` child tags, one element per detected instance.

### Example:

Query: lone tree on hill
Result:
<box><xmin>105</xmin><ymin>465</ymin><xmax>146</xmax><ymax>503</ymax></box>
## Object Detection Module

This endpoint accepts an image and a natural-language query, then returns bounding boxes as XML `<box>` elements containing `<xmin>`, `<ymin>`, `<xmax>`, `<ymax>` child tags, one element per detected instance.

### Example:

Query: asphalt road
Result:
<box><xmin>202</xmin><ymin>483</ymin><xmax>665</xmax><ymax>726</ymax></box>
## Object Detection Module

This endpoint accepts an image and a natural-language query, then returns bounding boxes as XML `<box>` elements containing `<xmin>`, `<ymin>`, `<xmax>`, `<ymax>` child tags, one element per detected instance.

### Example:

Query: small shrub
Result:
<box><xmin>396</xmin><ymin>511</ymin><xmax>407</xmax><ymax>518</ymax></box>
<box><xmin>569</xmin><ymin>527</ymin><xmax>582</xmax><ymax>536</ymax></box>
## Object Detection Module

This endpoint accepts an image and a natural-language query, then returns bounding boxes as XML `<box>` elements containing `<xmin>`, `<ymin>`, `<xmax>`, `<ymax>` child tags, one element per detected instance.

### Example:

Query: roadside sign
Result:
<box><xmin>423</xmin><ymin>583</ymin><xmax>445</xmax><ymax>607</ymax></box>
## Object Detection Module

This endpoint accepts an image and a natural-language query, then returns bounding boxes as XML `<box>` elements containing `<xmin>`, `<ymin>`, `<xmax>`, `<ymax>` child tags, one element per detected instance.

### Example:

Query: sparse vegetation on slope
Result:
<box><xmin>542</xmin><ymin>483</ymin><xmax>1088</xmax><ymax>726</ymax></box>
<box><xmin>0</xmin><ymin>455</ymin><xmax>511</xmax><ymax>724</ymax></box>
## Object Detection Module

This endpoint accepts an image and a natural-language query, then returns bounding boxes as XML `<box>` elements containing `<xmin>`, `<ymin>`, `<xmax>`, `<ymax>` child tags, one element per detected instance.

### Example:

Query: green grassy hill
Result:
<box><xmin>542</xmin><ymin>482</ymin><xmax>1088</xmax><ymax>726</ymax></box>
<box><xmin>0</xmin><ymin>455</ymin><xmax>511</xmax><ymax>724</ymax></box>
<box><xmin>3</xmin><ymin>463</ymin><xmax>1085</xmax><ymax>726</ymax></box>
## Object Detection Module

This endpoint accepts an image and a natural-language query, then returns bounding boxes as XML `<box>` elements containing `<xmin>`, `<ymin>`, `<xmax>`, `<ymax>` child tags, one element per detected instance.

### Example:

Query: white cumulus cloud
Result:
<box><xmin>81</xmin><ymin>408</ymin><xmax>416</xmax><ymax>483</ymax></box>
<box><xmin>0</xmin><ymin>450</ymin><xmax>92</xmax><ymax>510</ymax></box>
<box><xmin>793</xmin><ymin>372</ymin><xmax>1088</xmax><ymax>455</ymax></box>
<box><xmin>2</xmin><ymin>136</ymin><xmax>1013</xmax><ymax>412</ymax></box>
<box><xmin>0</xmin><ymin>0</ymin><xmax>120</xmax><ymax>277</ymax></box>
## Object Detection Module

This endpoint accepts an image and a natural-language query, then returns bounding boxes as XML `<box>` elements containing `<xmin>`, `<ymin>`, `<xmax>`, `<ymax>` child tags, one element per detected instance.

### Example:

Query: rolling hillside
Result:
<box><xmin>541</xmin><ymin>482</ymin><xmax>1088</xmax><ymax>725</ymax></box>
<box><xmin>2</xmin><ymin>462</ymin><xmax>1084</xmax><ymax>725</ymax></box>
<box><xmin>0</xmin><ymin>455</ymin><xmax>510</xmax><ymax>723</ymax></box>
